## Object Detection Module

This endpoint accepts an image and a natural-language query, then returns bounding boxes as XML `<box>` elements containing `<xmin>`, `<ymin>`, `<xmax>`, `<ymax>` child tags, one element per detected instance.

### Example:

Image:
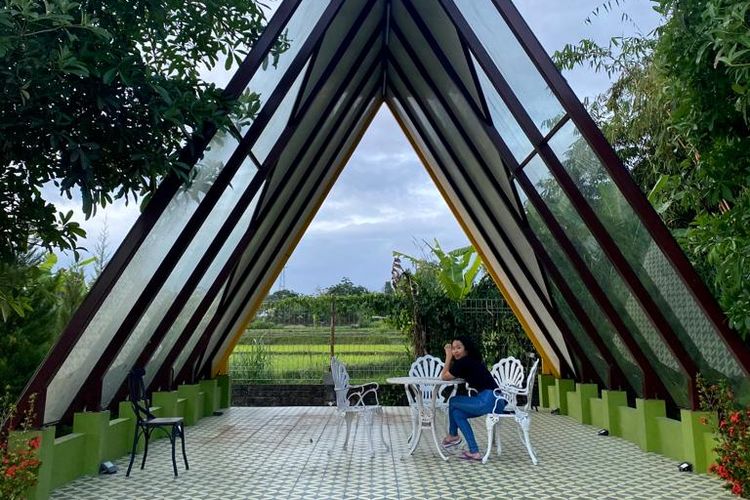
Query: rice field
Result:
<box><xmin>229</xmin><ymin>327</ymin><xmax>413</xmax><ymax>384</ymax></box>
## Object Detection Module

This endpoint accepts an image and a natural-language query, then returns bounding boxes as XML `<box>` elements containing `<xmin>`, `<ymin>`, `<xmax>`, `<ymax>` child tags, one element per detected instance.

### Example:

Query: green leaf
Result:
<box><xmin>731</xmin><ymin>82</ymin><xmax>746</xmax><ymax>95</ymax></box>
<box><xmin>38</xmin><ymin>253</ymin><xmax>57</xmax><ymax>272</ymax></box>
<box><xmin>103</xmin><ymin>67</ymin><xmax>117</xmax><ymax>85</ymax></box>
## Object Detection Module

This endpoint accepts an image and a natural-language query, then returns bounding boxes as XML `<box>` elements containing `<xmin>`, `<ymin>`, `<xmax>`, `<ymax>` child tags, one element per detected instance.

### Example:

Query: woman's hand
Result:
<box><xmin>444</xmin><ymin>343</ymin><xmax>452</xmax><ymax>358</ymax></box>
<box><xmin>441</xmin><ymin>343</ymin><xmax>455</xmax><ymax>380</ymax></box>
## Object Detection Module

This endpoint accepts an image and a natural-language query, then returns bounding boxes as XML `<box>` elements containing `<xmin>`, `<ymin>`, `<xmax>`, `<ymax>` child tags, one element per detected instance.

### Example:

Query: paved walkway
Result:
<box><xmin>51</xmin><ymin>406</ymin><xmax>730</xmax><ymax>499</ymax></box>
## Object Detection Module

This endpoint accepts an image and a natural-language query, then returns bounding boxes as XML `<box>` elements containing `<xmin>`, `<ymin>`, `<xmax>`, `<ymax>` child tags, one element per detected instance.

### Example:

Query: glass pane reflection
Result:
<box><xmin>453</xmin><ymin>0</ymin><xmax>564</xmax><ymax>134</ymax></box>
<box><xmin>516</xmin><ymin>182</ymin><xmax>645</xmax><ymax>395</ymax></box>
<box><xmin>547</xmin><ymin>121</ymin><xmax>747</xmax><ymax>402</ymax></box>
<box><xmin>522</xmin><ymin>154</ymin><xmax>688</xmax><ymax>406</ymax></box>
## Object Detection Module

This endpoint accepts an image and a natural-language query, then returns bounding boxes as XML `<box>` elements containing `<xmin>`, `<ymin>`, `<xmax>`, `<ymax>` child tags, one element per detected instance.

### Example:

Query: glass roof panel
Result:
<box><xmin>523</xmin><ymin>153</ymin><xmax>688</xmax><ymax>406</ymax></box>
<box><xmin>516</xmin><ymin>184</ymin><xmax>645</xmax><ymax>395</ymax></box>
<box><xmin>207</xmin><ymin>80</ymin><xmax>381</xmax><ymax>375</ymax></box>
<box><xmin>452</xmin><ymin>0</ymin><xmax>564</xmax><ymax>135</ymax></box>
<box><xmin>388</xmin><ymin>23</ymin><xmax>541</xmax><ymax>286</ymax></box>
<box><xmin>389</xmin><ymin>33</ymin><xmax>560</xmax><ymax>316</ymax></box>
<box><xmin>239</xmin><ymin>0</ymin><xmax>331</xmax><ymax>132</ymax></box>
<box><xmin>171</xmin><ymin>285</ymin><xmax>226</xmax><ymax>385</ymax></box>
<box><xmin>470</xmin><ymin>53</ymin><xmax>532</xmax><ymax>163</ymax></box>
<box><xmin>100</xmin><ymin>155</ymin><xmax>260</xmax><ymax>406</ymax></box>
<box><xmin>251</xmin><ymin>59</ymin><xmax>310</xmax><ymax>163</ymax></box>
<box><xmin>257</xmin><ymin>36</ymin><xmax>383</xmax><ymax>212</ymax></box>
<box><xmin>547</xmin><ymin>280</ymin><xmax>610</xmax><ymax>385</ymax></box>
<box><xmin>43</xmin><ymin>132</ymin><xmax>240</xmax><ymax>422</ymax></box>
<box><xmin>297</xmin><ymin>0</ymin><xmax>381</xmax><ymax>110</ymax></box>
<box><xmin>392</xmin><ymin>0</ymin><xmax>486</xmax><ymax>119</ymax></box>
<box><xmin>231</xmin><ymin>37</ymin><xmax>382</xmax><ymax>288</ymax></box>
<box><xmin>390</xmin><ymin>10</ymin><xmax>520</xmax><ymax>214</ymax></box>
<box><xmin>547</xmin><ymin>120</ymin><xmax>747</xmax><ymax>400</ymax></box>
<box><xmin>126</xmin><ymin>185</ymin><xmax>263</xmax><ymax>395</ymax></box>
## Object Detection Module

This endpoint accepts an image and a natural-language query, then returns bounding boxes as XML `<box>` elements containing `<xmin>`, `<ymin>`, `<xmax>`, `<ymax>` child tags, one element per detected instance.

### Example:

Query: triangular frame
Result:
<box><xmin>16</xmin><ymin>0</ymin><xmax>750</xmax><ymax>425</ymax></box>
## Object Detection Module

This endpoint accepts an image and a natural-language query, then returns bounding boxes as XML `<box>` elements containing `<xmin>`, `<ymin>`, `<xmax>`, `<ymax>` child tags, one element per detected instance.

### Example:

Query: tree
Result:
<box><xmin>0</xmin><ymin>252</ymin><xmax>89</xmax><ymax>399</ymax></box>
<box><xmin>265</xmin><ymin>289</ymin><xmax>300</xmax><ymax>302</ymax></box>
<box><xmin>92</xmin><ymin>216</ymin><xmax>111</xmax><ymax>278</ymax></box>
<box><xmin>0</xmin><ymin>0</ymin><xmax>275</xmax><ymax>260</ymax></box>
<box><xmin>554</xmin><ymin>0</ymin><xmax>750</xmax><ymax>340</ymax></box>
<box><xmin>324</xmin><ymin>277</ymin><xmax>369</xmax><ymax>296</ymax></box>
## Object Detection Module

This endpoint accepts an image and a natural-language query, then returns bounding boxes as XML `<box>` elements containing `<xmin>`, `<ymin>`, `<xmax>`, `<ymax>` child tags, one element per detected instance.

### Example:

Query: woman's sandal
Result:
<box><xmin>441</xmin><ymin>436</ymin><xmax>462</xmax><ymax>449</ymax></box>
<box><xmin>459</xmin><ymin>450</ymin><xmax>483</xmax><ymax>462</ymax></box>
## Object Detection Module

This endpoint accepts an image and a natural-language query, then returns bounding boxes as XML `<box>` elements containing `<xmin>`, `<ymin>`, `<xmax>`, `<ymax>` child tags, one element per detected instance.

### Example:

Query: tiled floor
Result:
<box><xmin>51</xmin><ymin>407</ymin><xmax>731</xmax><ymax>499</ymax></box>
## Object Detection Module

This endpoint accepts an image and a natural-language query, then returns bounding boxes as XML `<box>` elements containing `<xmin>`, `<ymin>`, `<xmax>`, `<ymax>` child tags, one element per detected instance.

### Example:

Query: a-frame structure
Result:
<box><xmin>17</xmin><ymin>0</ymin><xmax>750</xmax><ymax>426</ymax></box>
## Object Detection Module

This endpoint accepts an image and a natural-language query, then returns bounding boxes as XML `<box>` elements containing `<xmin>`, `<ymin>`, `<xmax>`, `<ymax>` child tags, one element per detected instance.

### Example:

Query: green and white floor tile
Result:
<box><xmin>50</xmin><ymin>406</ymin><xmax>731</xmax><ymax>499</ymax></box>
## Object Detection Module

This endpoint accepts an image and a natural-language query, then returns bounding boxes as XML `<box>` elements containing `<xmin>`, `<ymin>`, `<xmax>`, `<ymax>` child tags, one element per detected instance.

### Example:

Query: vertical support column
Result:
<box><xmin>118</xmin><ymin>401</ymin><xmax>135</xmax><ymax>439</ymax></box>
<box><xmin>217</xmin><ymin>374</ymin><xmax>231</xmax><ymax>409</ymax></box>
<box><xmin>152</xmin><ymin>391</ymin><xmax>179</xmax><ymax>417</ymax></box>
<box><xmin>681</xmin><ymin>409</ymin><xmax>717</xmax><ymax>473</ymax></box>
<box><xmin>554</xmin><ymin>379</ymin><xmax>575</xmax><ymax>415</ymax></box>
<box><xmin>537</xmin><ymin>374</ymin><xmax>554</xmax><ymax>408</ymax></box>
<box><xmin>72</xmin><ymin>411</ymin><xmax>110</xmax><ymax>475</ymax></box>
<box><xmin>566</xmin><ymin>383</ymin><xmax>598</xmax><ymax>424</ymax></box>
<box><xmin>600</xmin><ymin>390</ymin><xmax>627</xmax><ymax>436</ymax></box>
<box><xmin>177</xmin><ymin>384</ymin><xmax>202</xmax><ymax>425</ymax></box>
<box><xmin>635</xmin><ymin>398</ymin><xmax>666</xmax><ymax>452</ymax></box>
<box><xmin>199</xmin><ymin>379</ymin><xmax>219</xmax><ymax>416</ymax></box>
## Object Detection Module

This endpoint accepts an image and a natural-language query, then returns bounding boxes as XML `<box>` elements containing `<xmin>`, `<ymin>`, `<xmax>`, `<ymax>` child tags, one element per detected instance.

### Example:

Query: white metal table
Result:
<box><xmin>386</xmin><ymin>376</ymin><xmax>464</xmax><ymax>461</ymax></box>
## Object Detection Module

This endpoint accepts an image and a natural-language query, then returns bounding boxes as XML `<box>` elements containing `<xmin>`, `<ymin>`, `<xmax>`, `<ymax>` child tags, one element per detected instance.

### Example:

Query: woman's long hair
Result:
<box><xmin>453</xmin><ymin>335</ymin><xmax>483</xmax><ymax>362</ymax></box>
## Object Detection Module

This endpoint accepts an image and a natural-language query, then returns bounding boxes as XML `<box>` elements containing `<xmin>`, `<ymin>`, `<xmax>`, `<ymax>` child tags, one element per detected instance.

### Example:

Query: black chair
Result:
<box><xmin>126</xmin><ymin>368</ymin><xmax>189</xmax><ymax>477</ymax></box>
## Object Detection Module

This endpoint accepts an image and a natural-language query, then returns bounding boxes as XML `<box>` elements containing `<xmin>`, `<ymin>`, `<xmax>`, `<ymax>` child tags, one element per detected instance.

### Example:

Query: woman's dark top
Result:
<box><xmin>449</xmin><ymin>356</ymin><xmax>497</xmax><ymax>392</ymax></box>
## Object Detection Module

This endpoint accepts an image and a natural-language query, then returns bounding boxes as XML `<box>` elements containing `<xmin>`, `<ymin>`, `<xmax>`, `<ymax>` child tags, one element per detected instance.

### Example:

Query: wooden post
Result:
<box><xmin>330</xmin><ymin>295</ymin><xmax>336</xmax><ymax>358</ymax></box>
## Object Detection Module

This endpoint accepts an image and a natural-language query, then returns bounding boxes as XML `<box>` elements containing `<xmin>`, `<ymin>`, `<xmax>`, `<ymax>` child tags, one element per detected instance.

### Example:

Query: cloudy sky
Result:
<box><xmin>53</xmin><ymin>0</ymin><xmax>662</xmax><ymax>295</ymax></box>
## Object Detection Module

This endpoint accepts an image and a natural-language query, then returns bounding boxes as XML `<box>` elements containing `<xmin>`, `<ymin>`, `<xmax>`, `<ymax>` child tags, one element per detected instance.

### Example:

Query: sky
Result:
<box><xmin>51</xmin><ymin>0</ymin><xmax>662</xmax><ymax>295</ymax></box>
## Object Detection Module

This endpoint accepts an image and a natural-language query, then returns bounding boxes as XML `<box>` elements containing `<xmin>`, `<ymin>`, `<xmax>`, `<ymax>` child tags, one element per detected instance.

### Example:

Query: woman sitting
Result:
<box><xmin>440</xmin><ymin>335</ymin><xmax>505</xmax><ymax>461</ymax></box>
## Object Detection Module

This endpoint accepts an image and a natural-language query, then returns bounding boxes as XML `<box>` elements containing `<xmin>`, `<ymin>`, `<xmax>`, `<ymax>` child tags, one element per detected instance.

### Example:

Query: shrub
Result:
<box><xmin>1</xmin><ymin>391</ymin><xmax>42</xmax><ymax>500</ymax></box>
<box><xmin>698</xmin><ymin>375</ymin><xmax>749</xmax><ymax>498</ymax></box>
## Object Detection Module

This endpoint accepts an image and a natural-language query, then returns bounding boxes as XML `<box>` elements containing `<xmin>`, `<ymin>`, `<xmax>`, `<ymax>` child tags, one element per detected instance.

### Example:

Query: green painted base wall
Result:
<box><xmin>11</xmin><ymin>377</ymin><xmax>229</xmax><ymax>500</ymax></box>
<box><xmin>590</xmin><ymin>399</ymin><xmax>606</xmax><ymax>429</ymax></box>
<box><xmin>49</xmin><ymin>434</ymin><xmax>85</xmax><ymax>489</ymax></box>
<box><xmin>656</xmin><ymin>417</ymin><xmax>683</xmax><ymax>461</ymax></box>
<box><xmin>619</xmin><ymin>406</ymin><xmax>640</xmax><ymax>444</ymax></box>
<box><xmin>541</xmin><ymin>378</ymin><xmax>719</xmax><ymax>475</ymax></box>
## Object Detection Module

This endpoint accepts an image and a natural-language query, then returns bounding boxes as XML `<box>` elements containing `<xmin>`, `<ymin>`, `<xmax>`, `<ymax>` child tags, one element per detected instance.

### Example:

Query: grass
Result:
<box><xmin>233</xmin><ymin>344</ymin><xmax>408</xmax><ymax>354</ymax></box>
<box><xmin>238</xmin><ymin>327</ymin><xmax>404</xmax><ymax>346</ymax></box>
<box><xmin>230</xmin><ymin>326</ymin><xmax>412</xmax><ymax>384</ymax></box>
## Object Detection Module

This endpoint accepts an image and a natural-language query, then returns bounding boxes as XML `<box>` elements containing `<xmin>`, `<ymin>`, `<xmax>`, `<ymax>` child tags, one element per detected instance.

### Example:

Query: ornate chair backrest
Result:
<box><xmin>330</xmin><ymin>356</ymin><xmax>350</xmax><ymax>410</ymax></box>
<box><xmin>409</xmin><ymin>355</ymin><xmax>450</xmax><ymax>404</ymax></box>
<box><xmin>490</xmin><ymin>357</ymin><xmax>525</xmax><ymax>409</ymax></box>
<box><xmin>521</xmin><ymin>359</ymin><xmax>540</xmax><ymax>412</ymax></box>
<box><xmin>127</xmin><ymin>367</ymin><xmax>154</xmax><ymax>423</ymax></box>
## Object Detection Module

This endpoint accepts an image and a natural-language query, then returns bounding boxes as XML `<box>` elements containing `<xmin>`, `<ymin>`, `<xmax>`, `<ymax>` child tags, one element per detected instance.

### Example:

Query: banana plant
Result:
<box><xmin>394</xmin><ymin>239</ymin><xmax>483</xmax><ymax>302</ymax></box>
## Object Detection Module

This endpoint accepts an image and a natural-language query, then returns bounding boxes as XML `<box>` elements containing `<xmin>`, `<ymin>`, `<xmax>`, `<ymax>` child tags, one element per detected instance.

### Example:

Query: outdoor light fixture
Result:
<box><xmin>678</xmin><ymin>462</ymin><xmax>693</xmax><ymax>473</ymax></box>
<box><xmin>597</xmin><ymin>429</ymin><xmax>609</xmax><ymax>436</ymax></box>
<box><xmin>99</xmin><ymin>461</ymin><xmax>117</xmax><ymax>474</ymax></box>
<box><xmin>551</xmin><ymin>408</ymin><xmax>560</xmax><ymax>415</ymax></box>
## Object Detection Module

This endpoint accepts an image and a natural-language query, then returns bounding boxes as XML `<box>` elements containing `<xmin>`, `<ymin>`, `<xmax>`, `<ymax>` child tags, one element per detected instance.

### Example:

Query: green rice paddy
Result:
<box><xmin>230</xmin><ymin>327</ymin><xmax>412</xmax><ymax>384</ymax></box>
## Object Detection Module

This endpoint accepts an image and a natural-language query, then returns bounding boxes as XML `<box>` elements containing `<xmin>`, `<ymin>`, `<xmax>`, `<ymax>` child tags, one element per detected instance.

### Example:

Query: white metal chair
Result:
<box><xmin>329</xmin><ymin>356</ymin><xmax>388</xmax><ymax>457</ymax></box>
<box><xmin>406</xmin><ymin>354</ymin><xmax>457</xmax><ymax>441</ymax></box>
<box><xmin>482</xmin><ymin>357</ymin><xmax>540</xmax><ymax>465</ymax></box>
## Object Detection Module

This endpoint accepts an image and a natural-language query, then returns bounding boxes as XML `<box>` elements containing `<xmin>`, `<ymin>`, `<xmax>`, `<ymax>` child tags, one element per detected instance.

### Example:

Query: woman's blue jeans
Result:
<box><xmin>448</xmin><ymin>390</ymin><xmax>505</xmax><ymax>453</ymax></box>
